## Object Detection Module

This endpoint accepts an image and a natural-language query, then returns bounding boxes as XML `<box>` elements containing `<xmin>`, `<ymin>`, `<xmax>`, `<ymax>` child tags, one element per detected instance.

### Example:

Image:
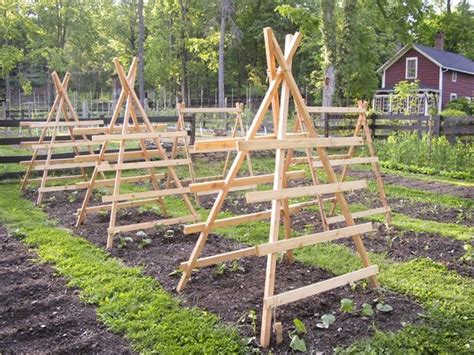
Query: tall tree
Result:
<box><xmin>138</xmin><ymin>0</ymin><xmax>145</xmax><ymax>105</ymax></box>
<box><xmin>218</xmin><ymin>0</ymin><xmax>230</xmax><ymax>108</ymax></box>
<box><xmin>320</xmin><ymin>0</ymin><xmax>337</xmax><ymax>107</ymax></box>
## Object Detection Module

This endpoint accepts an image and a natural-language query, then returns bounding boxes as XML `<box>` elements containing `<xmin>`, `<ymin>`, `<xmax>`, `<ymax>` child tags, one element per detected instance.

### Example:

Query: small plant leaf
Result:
<box><xmin>321</xmin><ymin>313</ymin><xmax>336</xmax><ymax>325</ymax></box>
<box><xmin>293</xmin><ymin>318</ymin><xmax>307</xmax><ymax>335</ymax></box>
<box><xmin>289</xmin><ymin>335</ymin><xmax>307</xmax><ymax>352</ymax></box>
<box><xmin>340</xmin><ymin>298</ymin><xmax>355</xmax><ymax>313</ymax></box>
<box><xmin>376</xmin><ymin>303</ymin><xmax>394</xmax><ymax>313</ymax></box>
<box><xmin>361</xmin><ymin>303</ymin><xmax>375</xmax><ymax>317</ymax></box>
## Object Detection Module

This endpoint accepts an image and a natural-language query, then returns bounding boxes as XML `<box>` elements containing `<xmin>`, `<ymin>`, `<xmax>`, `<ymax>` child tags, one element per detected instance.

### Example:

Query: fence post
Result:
<box><xmin>434</xmin><ymin>115</ymin><xmax>441</xmax><ymax>137</ymax></box>
<box><xmin>323</xmin><ymin>113</ymin><xmax>329</xmax><ymax>137</ymax></box>
<box><xmin>370</xmin><ymin>114</ymin><xmax>376</xmax><ymax>139</ymax></box>
<box><xmin>190</xmin><ymin>113</ymin><xmax>196</xmax><ymax>145</ymax></box>
<box><xmin>417</xmin><ymin>116</ymin><xmax>423</xmax><ymax>139</ymax></box>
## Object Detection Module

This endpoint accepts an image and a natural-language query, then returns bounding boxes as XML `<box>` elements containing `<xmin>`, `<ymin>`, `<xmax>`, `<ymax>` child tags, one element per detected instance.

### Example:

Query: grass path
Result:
<box><xmin>0</xmin><ymin>184</ymin><xmax>244</xmax><ymax>354</ymax></box>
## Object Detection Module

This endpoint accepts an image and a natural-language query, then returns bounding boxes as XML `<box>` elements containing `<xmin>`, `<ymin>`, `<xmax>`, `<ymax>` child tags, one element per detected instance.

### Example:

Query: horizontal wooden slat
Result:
<box><xmin>291</xmin><ymin>154</ymin><xmax>348</xmax><ymax>165</ymax></box>
<box><xmin>38</xmin><ymin>183</ymin><xmax>87</xmax><ymax>193</ymax></box>
<box><xmin>189</xmin><ymin>170</ymin><xmax>306</xmax><ymax>193</ymax></box>
<box><xmin>180</xmin><ymin>107</ymin><xmax>241</xmax><ymax>113</ymax></box>
<box><xmin>238</xmin><ymin>137</ymin><xmax>363</xmax><ymax>151</ymax></box>
<box><xmin>264</xmin><ymin>265</ymin><xmax>379</xmax><ymax>308</ymax></box>
<box><xmin>326</xmin><ymin>207</ymin><xmax>392</xmax><ymax>224</ymax></box>
<box><xmin>74</xmin><ymin>149</ymin><xmax>162</xmax><ymax>162</ymax></box>
<box><xmin>108</xmin><ymin>215</ymin><xmax>198</xmax><ymax>235</ymax></box>
<box><xmin>307</xmin><ymin>107</ymin><xmax>365</xmax><ymax>114</ymax></box>
<box><xmin>184</xmin><ymin>200</ymin><xmax>317</xmax><ymax>234</ymax></box>
<box><xmin>20</xmin><ymin>120</ymin><xmax>103</xmax><ymax>128</ymax></box>
<box><xmin>181</xmin><ymin>223</ymin><xmax>373</xmax><ymax>270</ymax></box>
<box><xmin>75</xmin><ymin>173</ymin><xmax>165</xmax><ymax>189</ymax></box>
<box><xmin>313</xmin><ymin>156</ymin><xmax>378</xmax><ymax>168</ymax></box>
<box><xmin>21</xmin><ymin>157</ymin><xmax>76</xmax><ymax>166</ymax></box>
<box><xmin>33</xmin><ymin>161</ymin><xmax>96</xmax><ymax>171</ymax></box>
<box><xmin>102</xmin><ymin>187</ymin><xmax>190</xmax><ymax>203</ymax></box>
<box><xmin>73</xmin><ymin>123</ymin><xmax>167</xmax><ymax>135</ymax></box>
<box><xmin>91</xmin><ymin>131</ymin><xmax>186</xmax><ymax>141</ymax></box>
<box><xmin>29</xmin><ymin>140</ymin><xmax>101</xmax><ymax>150</ymax></box>
<box><xmin>78</xmin><ymin>197</ymin><xmax>163</xmax><ymax>214</ymax></box>
<box><xmin>246</xmin><ymin>180</ymin><xmax>367</xmax><ymax>203</ymax></box>
<box><xmin>24</xmin><ymin>174</ymin><xmax>84</xmax><ymax>185</ymax></box>
<box><xmin>97</xmin><ymin>158</ymin><xmax>191</xmax><ymax>172</ymax></box>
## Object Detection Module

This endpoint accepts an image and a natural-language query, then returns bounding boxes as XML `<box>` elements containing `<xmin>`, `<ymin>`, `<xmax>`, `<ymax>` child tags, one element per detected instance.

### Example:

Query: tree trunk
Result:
<box><xmin>178</xmin><ymin>0</ymin><xmax>189</xmax><ymax>102</ymax></box>
<box><xmin>218</xmin><ymin>0</ymin><xmax>228</xmax><ymax>108</ymax></box>
<box><xmin>321</xmin><ymin>0</ymin><xmax>337</xmax><ymax>108</ymax></box>
<box><xmin>138</xmin><ymin>0</ymin><xmax>145</xmax><ymax>106</ymax></box>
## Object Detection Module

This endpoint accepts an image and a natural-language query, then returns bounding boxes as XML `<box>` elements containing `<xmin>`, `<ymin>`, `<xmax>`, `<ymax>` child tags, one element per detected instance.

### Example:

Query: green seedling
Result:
<box><xmin>289</xmin><ymin>319</ymin><xmax>307</xmax><ymax>352</ymax></box>
<box><xmin>118</xmin><ymin>236</ymin><xmax>133</xmax><ymax>249</ymax></box>
<box><xmin>376</xmin><ymin>303</ymin><xmax>394</xmax><ymax>313</ymax></box>
<box><xmin>248</xmin><ymin>310</ymin><xmax>257</xmax><ymax>334</ymax></box>
<box><xmin>67</xmin><ymin>191</ymin><xmax>78</xmax><ymax>203</ymax></box>
<box><xmin>340</xmin><ymin>298</ymin><xmax>356</xmax><ymax>313</ymax></box>
<box><xmin>165</xmin><ymin>229</ymin><xmax>175</xmax><ymax>238</ymax></box>
<box><xmin>317</xmin><ymin>313</ymin><xmax>336</xmax><ymax>329</ymax></box>
<box><xmin>361</xmin><ymin>303</ymin><xmax>375</xmax><ymax>317</ymax></box>
<box><xmin>230</xmin><ymin>260</ymin><xmax>245</xmax><ymax>273</ymax></box>
<box><xmin>214</xmin><ymin>263</ymin><xmax>227</xmax><ymax>275</ymax></box>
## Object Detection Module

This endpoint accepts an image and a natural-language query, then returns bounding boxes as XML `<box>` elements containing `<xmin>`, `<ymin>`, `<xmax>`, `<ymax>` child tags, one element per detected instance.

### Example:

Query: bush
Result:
<box><xmin>443</xmin><ymin>98</ymin><xmax>472</xmax><ymax>115</ymax></box>
<box><xmin>439</xmin><ymin>109</ymin><xmax>467</xmax><ymax>117</ymax></box>
<box><xmin>374</xmin><ymin>132</ymin><xmax>474</xmax><ymax>179</ymax></box>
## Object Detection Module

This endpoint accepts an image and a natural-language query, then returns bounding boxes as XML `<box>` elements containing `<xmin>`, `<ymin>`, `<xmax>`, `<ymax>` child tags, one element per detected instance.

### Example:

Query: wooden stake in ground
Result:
<box><xmin>76</xmin><ymin>57</ymin><xmax>199</xmax><ymax>249</ymax></box>
<box><xmin>177</xmin><ymin>28</ymin><xmax>379</xmax><ymax>348</ymax></box>
<box><xmin>20</xmin><ymin>72</ymin><xmax>105</xmax><ymax>204</ymax></box>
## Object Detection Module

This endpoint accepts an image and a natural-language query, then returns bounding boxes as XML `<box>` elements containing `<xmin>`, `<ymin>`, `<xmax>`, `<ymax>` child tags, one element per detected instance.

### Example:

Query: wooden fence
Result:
<box><xmin>0</xmin><ymin>115</ymin><xmax>195</xmax><ymax>180</ymax></box>
<box><xmin>316</xmin><ymin>114</ymin><xmax>474</xmax><ymax>139</ymax></box>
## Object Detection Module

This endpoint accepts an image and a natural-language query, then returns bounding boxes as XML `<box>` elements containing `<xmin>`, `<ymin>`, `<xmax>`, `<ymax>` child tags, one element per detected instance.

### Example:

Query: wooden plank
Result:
<box><xmin>91</xmin><ymin>131</ymin><xmax>186</xmax><ymax>141</ymax></box>
<box><xmin>264</xmin><ymin>265</ymin><xmax>378</xmax><ymax>308</ymax></box>
<box><xmin>326</xmin><ymin>207</ymin><xmax>392</xmax><ymax>224</ymax></box>
<box><xmin>38</xmin><ymin>184</ymin><xmax>86</xmax><ymax>193</ymax></box>
<box><xmin>291</xmin><ymin>154</ymin><xmax>348</xmax><ymax>164</ymax></box>
<box><xmin>313</xmin><ymin>156</ymin><xmax>378</xmax><ymax>168</ymax></box>
<box><xmin>181</xmin><ymin>107</ymin><xmax>241</xmax><ymax>113</ymax></box>
<box><xmin>75</xmin><ymin>173</ymin><xmax>165</xmax><ymax>189</ymax></box>
<box><xmin>184</xmin><ymin>200</ymin><xmax>316</xmax><ymax>234</ymax></box>
<box><xmin>102</xmin><ymin>187</ymin><xmax>189</xmax><ymax>203</ymax></box>
<box><xmin>20</xmin><ymin>120</ymin><xmax>103</xmax><ymax>128</ymax></box>
<box><xmin>108</xmin><ymin>215</ymin><xmax>198</xmax><ymax>235</ymax></box>
<box><xmin>97</xmin><ymin>158</ymin><xmax>191</xmax><ymax>172</ymax></box>
<box><xmin>20</xmin><ymin>157</ymin><xmax>76</xmax><ymax>166</ymax></box>
<box><xmin>189</xmin><ymin>170</ymin><xmax>306</xmax><ymax>193</ymax></box>
<box><xmin>307</xmin><ymin>107</ymin><xmax>365</xmax><ymax>114</ymax></box>
<box><xmin>73</xmin><ymin>123</ymin><xmax>167</xmax><ymax>135</ymax></box>
<box><xmin>33</xmin><ymin>161</ymin><xmax>97</xmax><ymax>171</ymax></box>
<box><xmin>246</xmin><ymin>180</ymin><xmax>368</xmax><ymax>203</ymax></box>
<box><xmin>238</xmin><ymin>137</ymin><xmax>363</xmax><ymax>151</ymax></box>
<box><xmin>24</xmin><ymin>174</ymin><xmax>84</xmax><ymax>184</ymax></box>
<box><xmin>30</xmin><ymin>140</ymin><xmax>101</xmax><ymax>150</ymax></box>
<box><xmin>180</xmin><ymin>223</ymin><xmax>373</xmax><ymax>270</ymax></box>
<box><xmin>77</xmin><ymin>197</ymin><xmax>163</xmax><ymax>214</ymax></box>
<box><xmin>74</xmin><ymin>149</ymin><xmax>162</xmax><ymax>162</ymax></box>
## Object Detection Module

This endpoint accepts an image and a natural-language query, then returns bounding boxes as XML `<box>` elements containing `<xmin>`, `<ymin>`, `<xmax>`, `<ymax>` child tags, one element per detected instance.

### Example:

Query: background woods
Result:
<box><xmin>1</xmin><ymin>0</ymin><xmax>473</xmax><ymax>109</ymax></box>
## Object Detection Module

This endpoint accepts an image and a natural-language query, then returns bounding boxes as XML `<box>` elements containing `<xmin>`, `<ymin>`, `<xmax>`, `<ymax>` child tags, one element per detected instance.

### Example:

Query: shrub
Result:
<box><xmin>443</xmin><ymin>97</ymin><xmax>472</xmax><ymax>115</ymax></box>
<box><xmin>439</xmin><ymin>109</ymin><xmax>467</xmax><ymax>117</ymax></box>
<box><xmin>374</xmin><ymin>132</ymin><xmax>474</xmax><ymax>179</ymax></box>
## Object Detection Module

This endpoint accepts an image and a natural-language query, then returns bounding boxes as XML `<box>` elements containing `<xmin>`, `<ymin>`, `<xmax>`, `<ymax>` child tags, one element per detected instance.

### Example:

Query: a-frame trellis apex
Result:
<box><xmin>178</xmin><ymin>27</ymin><xmax>379</xmax><ymax>348</ymax></box>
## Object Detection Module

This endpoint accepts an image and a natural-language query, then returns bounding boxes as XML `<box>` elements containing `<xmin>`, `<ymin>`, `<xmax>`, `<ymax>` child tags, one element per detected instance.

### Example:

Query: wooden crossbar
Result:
<box><xmin>24</xmin><ymin>174</ymin><xmax>84</xmax><ymax>184</ymax></box>
<box><xmin>238</xmin><ymin>137</ymin><xmax>364</xmax><ymax>151</ymax></box>
<box><xmin>180</xmin><ymin>223</ymin><xmax>373</xmax><ymax>270</ymax></box>
<box><xmin>184</xmin><ymin>200</ymin><xmax>316</xmax><ymax>234</ymax></box>
<box><xmin>38</xmin><ymin>184</ymin><xmax>86</xmax><ymax>193</ymax></box>
<box><xmin>246</xmin><ymin>180</ymin><xmax>367</xmax><ymax>203</ymax></box>
<box><xmin>73</xmin><ymin>123</ymin><xmax>167</xmax><ymax>135</ymax></box>
<box><xmin>326</xmin><ymin>206</ymin><xmax>392</xmax><ymax>224</ymax></box>
<box><xmin>307</xmin><ymin>107</ymin><xmax>365</xmax><ymax>114</ymax></box>
<box><xmin>75</xmin><ymin>174</ymin><xmax>164</xmax><ymax>189</ymax></box>
<box><xmin>74</xmin><ymin>149</ymin><xmax>162</xmax><ymax>162</ymax></box>
<box><xmin>102</xmin><ymin>187</ymin><xmax>189</xmax><ymax>203</ymax></box>
<box><xmin>31</xmin><ymin>140</ymin><xmax>101</xmax><ymax>150</ymax></box>
<box><xmin>108</xmin><ymin>215</ymin><xmax>198</xmax><ymax>235</ymax></box>
<box><xmin>313</xmin><ymin>156</ymin><xmax>378</xmax><ymax>168</ymax></box>
<box><xmin>77</xmin><ymin>197</ymin><xmax>163</xmax><ymax>214</ymax></box>
<box><xmin>33</xmin><ymin>161</ymin><xmax>96</xmax><ymax>171</ymax></box>
<box><xmin>91</xmin><ymin>131</ymin><xmax>186</xmax><ymax>141</ymax></box>
<box><xmin>96</xmin><ymin>158</ymin><xmax>191</xmax><ymax>172</ymax></box>
<box><xmin>181</xmin><ymin>107</ymin><xmax>241</xmax><ymax>113</ymax></box>
<box><xmin>20</xmin><ymin>120</ymin><xmax>103</xmax><ymax>128</ymax></box>
<box><xmin>189</xmin><ymin>170</ymin><xmax>305</xmax><ymax>193</ymax></box>
<box><xmin>20</xmin><ymin>157</ymin><xmax>76</xmax><ymax>166</ymax></box>
<box><xmin>291</xmin><ymin>154</ymin><xmax>348</xmax><ymax>165</ymax></box>
<box><xmin>264</xmin><ymin>265</ymin><xmax>378</xmax><ymax>308</ymax></box>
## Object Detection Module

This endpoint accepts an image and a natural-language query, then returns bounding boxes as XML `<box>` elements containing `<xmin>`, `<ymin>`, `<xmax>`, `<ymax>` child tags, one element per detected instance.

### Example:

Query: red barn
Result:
<box><xmin>374</xmin><ymin>34</ymin><xmax>474</xmax><ymax>115</ymax></box>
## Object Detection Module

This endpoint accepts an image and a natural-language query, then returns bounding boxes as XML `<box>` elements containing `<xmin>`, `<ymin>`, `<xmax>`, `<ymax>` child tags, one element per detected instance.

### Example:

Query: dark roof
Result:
<box><xmin>414</xmin><ymin>44</ymin><xmax>474</xmax><ymax>74</ymax></box>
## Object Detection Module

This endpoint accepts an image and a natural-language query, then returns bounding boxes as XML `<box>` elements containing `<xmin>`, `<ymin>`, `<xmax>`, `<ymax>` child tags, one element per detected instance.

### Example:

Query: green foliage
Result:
<box><xmin>340</xmin><ymin>298</ymin><xmax>356</xmax><ymax>313</ymax></box>
<box><xmin>293</xmin><ymin>318</ymin><xmax>307</xmax><ymax>335</ymax></box>
<box><xmin>390</xmin><ymin>80</ymin><xmax>421</xmax><ymax>115</ymax></box>
<box><xmin>0</xmin><ymin>184</ymin><xmax>244</xmax><ymax>354</ymax></box>
<box><xmin>443</xmin><ymin>98</ymin><xmax>473</xmax><ymax>115</ymax></box>
<box><xmin>361</xmin><ymin>303</ymin><xmax>374</xmax><ymax>317</ymax></box>
<box><xmin>439</xmin><ymin>109</ymin><xmax>467</xmax><ymax>117</ymax></box>
<box><xmin>317</xmin><ymin>313</ymin><xmax>336</xmax><ymax>328</ymax></box>
<box><xmin>375</xmin><ymin>133</ymin><xmax>474</xmax><ymax>179</ymax></box>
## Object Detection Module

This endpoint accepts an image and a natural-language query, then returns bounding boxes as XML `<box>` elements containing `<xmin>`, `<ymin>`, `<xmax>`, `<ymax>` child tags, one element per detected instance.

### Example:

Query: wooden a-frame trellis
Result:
<box><xmin>20</xmin><ymin>72</ymin><xmax>105</xmax><ymax>204</ymax></box>
<box><xmin>291</xmin><ymin>104</ymin><xmax>392</xmax><ymax>225</ymax></box>
<box><xmin>75</xmin><ymin>57</ymin><xmax>199</xmax><ymax>249</ymax></box>
<box><xmin>176</xmin><ymin>103</ymin><xmax>255</xmax><ymax>195</ymax></box>
<box><xmin>177</xmin><ymin>28</ymin><xmax>379</xmax><ymax>347</ymax></box>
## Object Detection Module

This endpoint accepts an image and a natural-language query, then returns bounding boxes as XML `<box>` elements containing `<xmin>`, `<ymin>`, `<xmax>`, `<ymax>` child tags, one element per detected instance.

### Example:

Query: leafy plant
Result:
<box><xmin>293</xmin><ymin>318</ymin><xmax>307</xmax><ymax>335</ymax></box>
<box><xmin>289</xmin><ymin>318</ymin><xmax>307</xmax><ymax>352</ymax></box>
<box><xmin>340</xmin><ymin>298</ymin><xmax>355</xmax><ymax>313</ymax></box>
<box><xmin>230</xmin><ymin>260</ymin><xmax>245</xmax><ymax>273</ymax></box>
<box><xmin>376</xmin><ymin>303</ymin><xmax>394</xmax><ymax>313</ymax></box>
<box><xmin>118</xmin><ymin>236</ymin><xmax>133</xmax><ymax>249</ymax></box>
<box><xmin>317</xmin><ymin>313</ymin><xmax>336</xmax><ymax>328</ymax></box>
<box><xmin>214</xmin><ymin>263</ymin><xmax>227</xmax><ymax>275</ymax></box>
<box><xmin>165</xmin><ymin>229</ymin><xmax>175</xmax><ymax>238</ymax></box>
<box><xmin>361</xmin><ymin>303</ymin><xmax>375</xmax><ymax>317</ymax></box>
<box><xmin>67</xmin><ymin>191</ymin><xmax>78</xmax><ymax>203</ymax></box>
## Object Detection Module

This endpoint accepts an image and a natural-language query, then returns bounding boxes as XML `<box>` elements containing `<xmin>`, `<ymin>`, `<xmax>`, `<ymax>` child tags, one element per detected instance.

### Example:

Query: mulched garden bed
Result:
<box><xmin>0</xmin><ymin>225</ymin><xmax>133</xmax><ymax>354</ymax></box>
<box><xmin>25</xmin><ymin>189</ymin><xmax>424</xmax><ymax>353</ymax></box>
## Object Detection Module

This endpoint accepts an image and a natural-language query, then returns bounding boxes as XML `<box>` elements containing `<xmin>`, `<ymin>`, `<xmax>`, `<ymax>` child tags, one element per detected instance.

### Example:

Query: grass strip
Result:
<box><xmin>0</xmin><ymin>184</ymin><xmax>244</xmax><ymax>354</ymax></box>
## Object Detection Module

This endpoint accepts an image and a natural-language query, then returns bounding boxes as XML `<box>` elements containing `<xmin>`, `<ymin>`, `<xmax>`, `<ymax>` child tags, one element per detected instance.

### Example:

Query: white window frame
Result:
<box><xmin>452</xmin><ymin>71</ymin><xmax>457</xmax><ymax>82</ymax></box>
<box><xmin>450</xmin><ymin>93</ymin><xmax>457</xmax><ymax>101</ymax></box>
<box><xmin>405</xmin><ymin>57</ymin><xmax>418</xmax><ymax>79</ymax></box>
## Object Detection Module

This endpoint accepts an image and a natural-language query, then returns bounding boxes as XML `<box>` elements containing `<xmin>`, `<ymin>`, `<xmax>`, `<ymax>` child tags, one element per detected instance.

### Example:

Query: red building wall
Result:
<box><xmin>442</xmin><ymin>70</ymin><xmax>474</xmax><ymax>108</ymax></box>
<box><xmin>384</xmin><ymin>48</ymin><xmax>439</xmax><ymax>89</ymax></box>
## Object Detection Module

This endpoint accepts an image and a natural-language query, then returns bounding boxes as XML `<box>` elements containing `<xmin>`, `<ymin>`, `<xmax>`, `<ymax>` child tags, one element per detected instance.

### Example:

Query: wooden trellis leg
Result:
<box><xmin>76</xmin><ymin>61</ymin><xmax>137</xmax><ymax>226</ymax></box>
<box><xmin>20</xmin><ymin>75</ymin><xmax>69</xmax><ymax>192</ymax></box>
